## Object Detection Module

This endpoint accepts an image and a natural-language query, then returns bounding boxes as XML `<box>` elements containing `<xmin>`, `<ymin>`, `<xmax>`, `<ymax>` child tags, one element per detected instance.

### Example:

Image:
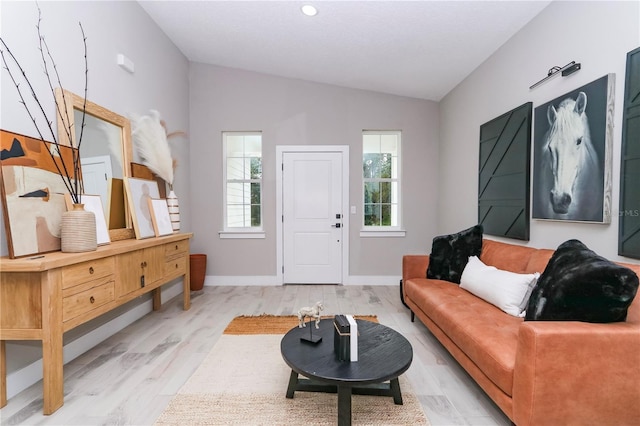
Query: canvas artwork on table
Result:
<box><xmin>124</xmin><ymin>177</ymin><xmax>160</xmax><ymax>239</ymax></box>
<box><xmin>147</xmin><ymin>198</ymin><xmax>173</xmax><ymax>237</ymax></box>
<box><xmin>532</xmin><ymin>74</ymin><xmax>615</xmax><ymax>223</ymax></box>
<box><xmin>64</xmin><ymin>193</ymin><xmax>111</xmax><ymax>246</ymax></box>
<box><xmin>0</xmin><ymin>130</ymin><xmax>80</xmax><ymax>258</ymax></box>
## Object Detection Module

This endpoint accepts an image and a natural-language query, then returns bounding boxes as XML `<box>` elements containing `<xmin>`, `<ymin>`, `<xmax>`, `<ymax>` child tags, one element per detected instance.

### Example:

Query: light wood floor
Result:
<box><xmin>0</xmin><ymin>285</ymin><xmax>511</xmax><ymax>425</ymax></box>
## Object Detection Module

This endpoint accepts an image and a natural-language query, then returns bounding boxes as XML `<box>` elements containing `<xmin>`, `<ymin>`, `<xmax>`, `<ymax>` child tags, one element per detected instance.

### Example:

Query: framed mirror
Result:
<box><xmin>55</xmin><ymin>88</ymin><xmax>135</xmax><ymax>241</ymax></box>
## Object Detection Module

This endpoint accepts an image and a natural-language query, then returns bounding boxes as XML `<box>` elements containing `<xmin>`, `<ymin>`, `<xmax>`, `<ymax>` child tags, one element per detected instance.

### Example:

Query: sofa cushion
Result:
<box><xmin>427</xmin><ymin>224</ymin><xmax>483</xmax><ymax>284</ymax></box>
<box><xmin>460</xmin><ymin>256</ymin><xmax>539</xmax><ymax>317</ymax></box>
<box><xmin>480</xmin><ymin>239</ymin><xmax>535</xmax><ymax>273</ymax></box>
<box><xmin>405</xmin><ymin>277</ymin><xmax>521</xmax><ymax>396</ymax></box>
<box><xmin>525</xmin><ymin>239</ymin><xmax>640</xmax><ymax>323</ymax></box>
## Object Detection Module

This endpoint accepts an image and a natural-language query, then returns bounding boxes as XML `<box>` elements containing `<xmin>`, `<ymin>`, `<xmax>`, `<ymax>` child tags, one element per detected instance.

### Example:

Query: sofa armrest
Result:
<box><xmin>402</xmin><ymin>255</ymin><xmax>430</xmax><ymax>283</ymax></box>
<box><xmin>513</xmin><ymin>321</ymin><xmax>640</xmax><ymax>426</ymax></box>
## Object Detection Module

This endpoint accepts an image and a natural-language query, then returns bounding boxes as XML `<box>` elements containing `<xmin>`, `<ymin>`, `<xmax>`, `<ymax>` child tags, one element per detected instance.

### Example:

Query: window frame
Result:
<box><xmin>220</xmin><ymin>131</ymin><xmax>265</xmax><ymax>239</ymax></box>
<box><xmin>361</xmin><ymin>130</ymin><xmax>405</xmax><ymax>237</ymax></box>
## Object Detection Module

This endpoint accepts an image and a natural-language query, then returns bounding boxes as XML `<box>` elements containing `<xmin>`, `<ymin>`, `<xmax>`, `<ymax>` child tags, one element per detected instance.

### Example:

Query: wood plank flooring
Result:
<box><xmin>0</xmin><ymin>285</ymin><xmax>511</xmax><ymax>425</ymax></box>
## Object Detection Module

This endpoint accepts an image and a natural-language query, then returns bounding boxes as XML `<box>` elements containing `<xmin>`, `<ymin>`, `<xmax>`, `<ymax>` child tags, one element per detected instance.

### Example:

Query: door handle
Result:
<box><xmin>331</xmin><ymin>223</ymin><xmax>341</xmax><ymax>228</ymax></box>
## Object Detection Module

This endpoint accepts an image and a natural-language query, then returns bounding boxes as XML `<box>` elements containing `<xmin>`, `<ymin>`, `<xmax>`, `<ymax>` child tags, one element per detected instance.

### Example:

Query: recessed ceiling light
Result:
<box><xmin>301</xmin><ymin>5</ymin><xmax>318</xmax><ymax>17</ymax></box>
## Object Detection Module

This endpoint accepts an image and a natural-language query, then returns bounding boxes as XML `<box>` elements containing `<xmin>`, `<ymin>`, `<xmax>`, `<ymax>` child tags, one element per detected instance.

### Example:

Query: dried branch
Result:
<box><xmin>0</xmin><ymin>41</ymin><xmax>75</xmax><ymax>197</ymax></box>
<box><xmin>0</xmin><ymin>7</ymin><xmax>88</xmax><ymax>204</ymax></box>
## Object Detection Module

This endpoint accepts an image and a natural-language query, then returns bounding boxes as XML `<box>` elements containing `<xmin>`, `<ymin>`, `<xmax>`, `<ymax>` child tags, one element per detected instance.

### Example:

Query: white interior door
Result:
<box><xmin>283</xmin><ymin>152</ymin><xmax>343</xmax><ymax>284</ymax></box>
<box><xmin>80</xmin><ymin>155</ymin><xmax>112</xmax><ymax>214</ymax></box>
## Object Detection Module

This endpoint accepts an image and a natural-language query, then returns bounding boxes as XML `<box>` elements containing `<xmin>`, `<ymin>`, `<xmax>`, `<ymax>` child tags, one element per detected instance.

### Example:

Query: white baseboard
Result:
<box><xmin>6</xmin><ymin>282</ymin><xmax>183</xmax><ymax>400</ymax></box>
<box><xmin>345</xmin><ymin>275</ymin><xmax>401</xmax><ymax>286</ymax></box>
<box><xmin>205</xmin><ymin>275</ymin><xmax>280</xmax><ymax>286</ymax></box>
<box><xmin>205</xmin><ymin>275</ymin><xmax>400</xmax><ymax>286</ymax></box>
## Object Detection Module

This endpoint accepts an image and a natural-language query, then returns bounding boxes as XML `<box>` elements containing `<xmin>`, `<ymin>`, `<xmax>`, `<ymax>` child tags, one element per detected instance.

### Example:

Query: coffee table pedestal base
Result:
<box><xmin>285</xmin><ymin>371</ymin><xmax>403</xmax><ymax>426</ymax></box>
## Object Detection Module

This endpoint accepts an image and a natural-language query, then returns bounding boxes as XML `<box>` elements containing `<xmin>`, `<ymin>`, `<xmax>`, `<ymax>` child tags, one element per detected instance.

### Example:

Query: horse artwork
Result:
<box><xmin>297</xmin><ymin>301</ymin><xmax>324</xmax><ymax>329</ymax></box>
<box><xmin>532</xmin><ymin>75</ymin><xmax>614</xmax><ymax>223</ymax></box>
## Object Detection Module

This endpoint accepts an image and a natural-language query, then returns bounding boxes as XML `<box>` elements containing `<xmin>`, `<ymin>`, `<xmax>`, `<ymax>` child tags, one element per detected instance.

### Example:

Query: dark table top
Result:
<box><xmin>281</xmin><ymin>318</ymin><xmax>413</xmax><ymax>386</ymax></box>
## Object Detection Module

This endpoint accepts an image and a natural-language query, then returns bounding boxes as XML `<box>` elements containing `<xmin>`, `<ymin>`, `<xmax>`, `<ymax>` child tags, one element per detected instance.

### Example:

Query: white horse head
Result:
<box><xmin>544</xmin><ymin>92</ymin><xmax>595</xmax><ymax>215</ymax></box>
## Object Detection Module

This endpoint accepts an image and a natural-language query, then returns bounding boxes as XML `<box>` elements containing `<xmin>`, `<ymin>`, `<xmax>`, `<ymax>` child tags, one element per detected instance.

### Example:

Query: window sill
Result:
<box><xmin>359</xmin><ymin>230</ymin><xmax>406</xmax><ymax>238</ymax></box>
<box><xmin>219</xmin><ymin>231</ymin><xmax>265</xmax><ymax>239</ymax></box>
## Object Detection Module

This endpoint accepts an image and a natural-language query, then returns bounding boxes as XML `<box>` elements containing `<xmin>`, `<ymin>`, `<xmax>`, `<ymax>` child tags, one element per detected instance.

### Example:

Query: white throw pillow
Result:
<box><xmin>460</xmin><ymin>256</ymin><xmax>540</xmax><ymax>317</ymax></box>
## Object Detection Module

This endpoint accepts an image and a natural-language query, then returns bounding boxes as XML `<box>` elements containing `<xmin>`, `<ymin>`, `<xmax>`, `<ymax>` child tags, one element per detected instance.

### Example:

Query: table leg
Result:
<box><xmin>286</xmin><ymin>370</ymin><xmax>298</xmax><ymax>398</ymax></box>
<box><xmin>390</xmin><ymin>377</ymin><xmax>403</xmax><ymax>405</ymax></box>
<box><xmin>0</xmin><ymin>341</ymin><xmax>6</xmax><ymax>408</ymax></box>
<box><xmin>42</xmin><ymin>271</ymin><xmax>64</xmax><ymax>415</ymax></box>
<box><xmin>152</xmin><ymin>288</ymin><xmax>162</xmax><ymax>311</ymax></box>
<box><xmin>183</xmin><ymin>273</ymin><xmax>191</xmax><ymax>310</ymax></box>
<box><xmin>337</xmin><ymin>385</ymin><xmax>352</xmax><ymax>426</ymax></box>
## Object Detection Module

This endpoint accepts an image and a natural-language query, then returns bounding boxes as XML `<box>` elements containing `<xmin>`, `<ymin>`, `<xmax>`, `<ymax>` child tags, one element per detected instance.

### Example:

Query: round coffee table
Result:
<box><xmin>280</xmin><ymin>318</ymin><xmax>413</xmax><ymax>426</ymax></box>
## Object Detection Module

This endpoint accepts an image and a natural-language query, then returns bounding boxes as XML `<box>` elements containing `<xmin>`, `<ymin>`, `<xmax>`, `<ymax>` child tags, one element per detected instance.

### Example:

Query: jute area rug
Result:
<box><xmin>155</xmin><ymin>315</ymin><xmax>430</xmax><ymax>425</ymax></box>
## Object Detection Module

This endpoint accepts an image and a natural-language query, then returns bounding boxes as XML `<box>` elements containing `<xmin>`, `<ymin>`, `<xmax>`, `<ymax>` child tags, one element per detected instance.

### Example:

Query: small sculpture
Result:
<box><xmin>298</xmin><ymin>301</ymin><xmax>324</xmax><ymax>329</ymax></box>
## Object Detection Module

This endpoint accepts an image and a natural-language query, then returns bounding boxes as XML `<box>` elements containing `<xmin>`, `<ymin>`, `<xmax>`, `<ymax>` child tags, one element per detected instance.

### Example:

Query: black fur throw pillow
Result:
<box><xmin>525</xmin><ymin>239</ymin><xmax>639</xmax><ymax>323</ymax></box>
<box><xmin>426</xmin><ymin>224</ymin><xmax>483</xmax><ymax>284</ymax></box>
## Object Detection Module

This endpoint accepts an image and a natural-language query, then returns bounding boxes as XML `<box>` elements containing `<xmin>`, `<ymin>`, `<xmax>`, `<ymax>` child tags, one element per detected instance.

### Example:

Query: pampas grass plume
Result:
<box><xmin>131</xmin><ymin>110</ymin><xmax>174</xmax><ymax>185</ymax></box>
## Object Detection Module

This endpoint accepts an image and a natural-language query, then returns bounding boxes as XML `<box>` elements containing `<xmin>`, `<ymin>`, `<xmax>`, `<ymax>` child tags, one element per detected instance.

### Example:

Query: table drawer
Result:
<box><xmin>62</xmin><ymin>257</ymin><xmax>114</xmax><ymax>289</ymax></box>
<box><xmin>164</xmin><ymin>255</ymin><xmax>187</xmax><ymax>279</ymax></box>
<box><xmin>165</xmin><ymin>240</ymin><xmax>189</xmax><ymax>259</ymax></box>
<box><xmin>63</xmin><ymin>279</ymin><xmax>115</xmax><ymax>322</ymax></box>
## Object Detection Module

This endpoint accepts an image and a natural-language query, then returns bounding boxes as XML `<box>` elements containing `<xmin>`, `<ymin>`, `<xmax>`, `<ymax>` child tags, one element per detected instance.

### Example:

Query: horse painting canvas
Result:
<box><xmin>532</xmin><ymin>75</ymin><xmax>614</xmax><ymax>223</ymax></box>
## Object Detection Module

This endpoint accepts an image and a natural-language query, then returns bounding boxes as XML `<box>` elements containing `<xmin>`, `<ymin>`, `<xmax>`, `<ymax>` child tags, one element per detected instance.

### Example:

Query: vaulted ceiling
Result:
<box><xmin>139</xmin><ymin>1</ymin><xmax>551</xmax><ymax>101</ymax></box>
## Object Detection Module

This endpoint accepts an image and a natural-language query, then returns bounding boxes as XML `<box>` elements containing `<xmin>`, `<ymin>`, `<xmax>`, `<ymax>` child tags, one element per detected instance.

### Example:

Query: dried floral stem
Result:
<box><xmin>0</xmin><ymin>6</ymin><xmax>88</xmax><ymax>204</ymax></box>
<box><xmin>0</xmin><ymin>42</ymin><xmax>75</xmax><ymax>197</ymax></box>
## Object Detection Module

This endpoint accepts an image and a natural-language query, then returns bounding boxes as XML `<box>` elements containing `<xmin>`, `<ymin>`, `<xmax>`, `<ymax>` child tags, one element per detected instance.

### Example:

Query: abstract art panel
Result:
<box><xmin>0</xmin><ymin>130</ymin><xmax>79</xmax><ymax>258</ymax></box>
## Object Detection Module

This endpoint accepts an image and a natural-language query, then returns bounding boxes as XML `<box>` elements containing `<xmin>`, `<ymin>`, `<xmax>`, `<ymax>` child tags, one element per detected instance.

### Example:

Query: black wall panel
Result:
<box><xmin>619</xmin><ymin>47</ymin><xmax>640</xmax><ymax>259</ymax></box>
<box><xmin>478</xmin><ymin>102</ymin><xmax>532</xmax><ymax>241</ymax></box>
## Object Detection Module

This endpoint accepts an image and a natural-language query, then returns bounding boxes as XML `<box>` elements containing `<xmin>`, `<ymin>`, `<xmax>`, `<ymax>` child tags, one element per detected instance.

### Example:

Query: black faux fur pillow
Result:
<box><xmin>426</xmin><ymin>224</ymin><xmax>483</xmax><ymax>284</ymax></box>
<box><xmin>525</xmin><ymin>239</ymin><xmax>639</xmax><ymax>323</ymax></box>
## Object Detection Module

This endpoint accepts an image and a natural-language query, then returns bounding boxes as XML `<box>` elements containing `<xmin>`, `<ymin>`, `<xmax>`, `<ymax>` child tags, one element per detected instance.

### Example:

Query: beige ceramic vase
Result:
<box><xmin>61</xmin><ymin>203</ymin><xmax>97</xmax><ymax>253</ymax></box>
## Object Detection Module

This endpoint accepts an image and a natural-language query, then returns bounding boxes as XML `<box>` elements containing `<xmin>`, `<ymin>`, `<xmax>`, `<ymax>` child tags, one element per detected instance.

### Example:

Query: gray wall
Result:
<box><xmin>0</xmin><ymin>0</ymin><xmax>190</xmax><ymax>397</ymax></box>
<box><xmin>189</xmin><ymin>64</ymin><xmax>440</xmax><ymax>281</ymax></box>
<box><xmin>439</xmin><ymin>0</ymin><xmax>640</xmax><ymax>262</ymax></box>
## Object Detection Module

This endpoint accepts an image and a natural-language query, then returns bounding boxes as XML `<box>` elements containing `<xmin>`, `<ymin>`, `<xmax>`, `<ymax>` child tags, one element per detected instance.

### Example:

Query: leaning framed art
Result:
<box><xmin>124</xmin><ymin>177</ymin><xmax>160</xmax><ymax>239</ymax></box>
<box><xmin>0</xmin><ymin>130</ymin><xmax>79</xmax><ymax>258</ymax></box>
<box><xmin>147</xmin><ymin>198</ymin><xmax>173</xmax><ymax>237</ymax></box>
<box><xmin>532</xmin><ymin>74</ymin><xmax>615</xmax><ymax>223</ymax></box>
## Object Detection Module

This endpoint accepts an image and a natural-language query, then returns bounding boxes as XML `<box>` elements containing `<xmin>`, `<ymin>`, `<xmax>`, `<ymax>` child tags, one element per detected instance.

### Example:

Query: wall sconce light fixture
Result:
<box><xmin>529</xmin><ymin>61</ymin><xmax>581</xmax><ymax>90</ymax></box>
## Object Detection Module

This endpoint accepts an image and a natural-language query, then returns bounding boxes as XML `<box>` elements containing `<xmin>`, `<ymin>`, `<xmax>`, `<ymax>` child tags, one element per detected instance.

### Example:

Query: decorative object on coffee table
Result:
<box><xmin>297</xmin><ymin>301</ymin><xmax>324</xmax><ymax>329</ymax></box>
<box><xmin>297</xmin><ymin>302</ymin><xmax>324</xmax><ymax>343</ymax></box>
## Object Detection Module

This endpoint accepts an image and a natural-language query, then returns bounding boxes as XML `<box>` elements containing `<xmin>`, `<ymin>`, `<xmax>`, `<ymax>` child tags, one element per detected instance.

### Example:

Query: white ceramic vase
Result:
<box><xmin>167</xmin><ymin>190</ymin><xmax>180</xmax><ymax>232</ymax></box>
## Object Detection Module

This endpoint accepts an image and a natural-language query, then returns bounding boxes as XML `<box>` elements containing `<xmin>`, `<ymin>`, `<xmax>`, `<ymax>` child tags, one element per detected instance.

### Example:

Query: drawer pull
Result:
<box><xmin>90</xmin><ymin>296</ymin><xmax>95</xmax><ymax>304</ymax></box>
<box><xmin>175</xmin><ymin>244</ymin><xmax>179</xmax><ymax>250</ymax></box>
<box><xmin>89</xmin><ymin>267</ymin><xmax>94</xmax><ymax>274</ymax></box>
<box><xmin>175</xmin><ymin>263</ymin><xmax>178</xmax><ymax>269</ymax></box>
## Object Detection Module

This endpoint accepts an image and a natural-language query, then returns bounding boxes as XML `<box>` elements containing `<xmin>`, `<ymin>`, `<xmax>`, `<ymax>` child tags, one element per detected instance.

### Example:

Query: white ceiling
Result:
<box><xmin>138</xmin><ymin>1</ymin><xmax>551</xmax><ymax>101</ymax></box>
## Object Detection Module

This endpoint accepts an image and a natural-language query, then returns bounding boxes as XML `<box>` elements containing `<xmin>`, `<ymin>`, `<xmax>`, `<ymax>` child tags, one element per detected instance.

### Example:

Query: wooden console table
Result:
<box><xmin>0</xmin><ymin>233</ymin><xmax>192</xmax><ymax>414</ymax></box>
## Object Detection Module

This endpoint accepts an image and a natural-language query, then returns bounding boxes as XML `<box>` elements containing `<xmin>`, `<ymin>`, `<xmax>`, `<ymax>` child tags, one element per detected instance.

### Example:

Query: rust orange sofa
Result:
<box><xmin>402</xmin><ymin>239</ymin><xmax>640</xmax><ymax>426</ymax></box>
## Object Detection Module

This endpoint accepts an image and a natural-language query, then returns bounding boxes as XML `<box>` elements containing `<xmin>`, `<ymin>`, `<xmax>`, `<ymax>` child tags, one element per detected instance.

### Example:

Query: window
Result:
<box><xmin>222</xmin><ymin>132</ymin><xmax>263</xmax><ymax>235</ymax></box>
<box><xmin>362</xmin><ymin>131</ymin><xmax>403</xmax><ymax>236</ymax></box>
